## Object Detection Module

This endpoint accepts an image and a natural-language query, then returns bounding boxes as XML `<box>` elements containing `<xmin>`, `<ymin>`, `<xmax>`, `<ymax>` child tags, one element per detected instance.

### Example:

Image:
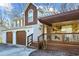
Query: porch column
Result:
<box><xmin>72</xmin><ymin>23</ymin><xmax>78</xmax><ymax>32</ymax></box>
<box><xmin>13</xmin><ymin>31</ymin><xmax>16</xmax><ymax>45</ymax></box>
<box><xmin>43</xmin><ymin>24</ymin><xmax>47</xmax><ymax>40</ymax></box>
<box><xmin>47</xmin><ymin>25</ymin><xmax>52</xmax><ymax>40</ymax></box>
<box><xmin>72</xmin><ymin>23</ymin><xmax>78</xmax><ymax>41</ymax></box>
<box><xmin>43</xmin><ymin>24</ymin><xmax>47</xmax><ymax>34</ymax></box>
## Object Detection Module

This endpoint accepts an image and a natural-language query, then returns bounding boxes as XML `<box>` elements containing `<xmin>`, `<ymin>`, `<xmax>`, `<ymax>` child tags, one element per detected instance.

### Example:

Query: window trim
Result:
<box><xmin>28</xmin><ymin>9</ymin><xmax>33</xmax><ymax>23</ymax></box>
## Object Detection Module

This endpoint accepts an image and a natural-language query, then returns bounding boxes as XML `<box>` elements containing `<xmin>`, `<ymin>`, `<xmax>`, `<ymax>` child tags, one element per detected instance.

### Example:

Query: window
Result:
<box><xmin>21</xmin><ymin>20</ymin><xmax>22</xmax><ymax>27</ymax></box>
<box><xmin>17</xmin><ymin>20</ymin><xmax>19</xmax><ymax>27</ymax></box>
<box><xmin>61</xmin><ymin>25</ymin><xmax>72</xmax><ymax>33</ymax></box>
<box><xmin>28</xmin><ymin>9</ymin><xmax>33</xmax><ymax>22</ymax></box>
<box><xmin>13</xmin><ymin>22</ymin><xmax>16</xmax><ymax>27</ymax></box>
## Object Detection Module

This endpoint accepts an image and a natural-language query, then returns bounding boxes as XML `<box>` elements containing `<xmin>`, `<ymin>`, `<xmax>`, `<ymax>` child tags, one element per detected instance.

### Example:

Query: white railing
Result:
<box><xmin>43</xmin><ymin>33</ymin><xmax>79</xmax><ymax>43</ymax></box>
<box><xmin>38</xmin><ymin>33</ymin><xmax>79</xmax><ymax>44</ymax></box>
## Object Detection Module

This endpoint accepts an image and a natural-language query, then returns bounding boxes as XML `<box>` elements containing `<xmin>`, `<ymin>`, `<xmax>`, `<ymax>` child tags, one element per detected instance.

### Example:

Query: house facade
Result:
<box><xmin>1</xmin><ymin>3</ymin><xmax>79</xmax><ymax>49</ymax></box>
<box><xmin>2</xmin><ymin>3</ymin><xmax>43</xmax><ymax>46</ymax></box>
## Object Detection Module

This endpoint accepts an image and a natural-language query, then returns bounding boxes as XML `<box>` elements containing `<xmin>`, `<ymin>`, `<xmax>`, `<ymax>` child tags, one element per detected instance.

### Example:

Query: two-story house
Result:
<box><xmin>2</xmin><ymin>3</ymin><xmax>57</xmax><ymax>47</ymax></box>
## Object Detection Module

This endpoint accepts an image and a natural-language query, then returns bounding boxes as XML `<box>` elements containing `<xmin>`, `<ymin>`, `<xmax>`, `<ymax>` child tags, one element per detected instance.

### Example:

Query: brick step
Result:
<box><xmin>46</xmin><ymin>44</ymin><xmax>68</xmax><ymax>50</ymax></box>
<box><xmin>46</xmin><ymin>42</ymin><xmax>79</xmax><ymax>50</ymax></box>
<box><xmin>47</xmin><ymin>40</ymin><xmax>79</xmax><ymax>45</ymax></box>
<box><xmin>30</xmin><ymin>42</ymin><xmax>38</xmax><ymax>49</ymax></box>
<box><xmin>27</xmin><ymin>40</ymin><xmax>79</xmax><ymax>50</ymax></box>
<box><xmin>27</xmin><ymin>46</ymin><xmax>37</xmax><ymax>49</ymax></box>
<box><xmin>46</xmin><ymin>45</ymin><xmax>79</xmax><ymax>51</ymax></box>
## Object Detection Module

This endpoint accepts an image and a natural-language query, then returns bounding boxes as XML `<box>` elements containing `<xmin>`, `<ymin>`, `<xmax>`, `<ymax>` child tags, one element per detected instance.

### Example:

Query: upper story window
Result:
<box><xmin>28</xmin><ymin>9</ymin><xmax>33</xmax><ymax>23</ymax></box>
<box><xmin>17</xmin><ymin>20</ymin><xmax>20</xmax><ymax>27</ymax></box>
<box><xmin>21</xmin><ymin>20</ymin><xmax>22</xmax><ymax>27</ymax></box>
<box><xmin>13</xmin><ymin>21</ymin><xmax>16</xmax><ymax>27</ymax></box>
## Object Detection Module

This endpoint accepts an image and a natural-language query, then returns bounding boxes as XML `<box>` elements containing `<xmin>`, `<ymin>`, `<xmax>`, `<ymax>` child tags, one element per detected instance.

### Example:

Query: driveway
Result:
<box><xmin>0</xmin><ymin>44</ymin><xmax>36</xmax><ymax>56</ymax></box>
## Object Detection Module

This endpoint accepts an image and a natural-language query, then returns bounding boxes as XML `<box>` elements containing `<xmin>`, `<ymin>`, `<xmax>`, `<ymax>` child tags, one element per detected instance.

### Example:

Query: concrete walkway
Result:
<box><xmin>0</xmin><ymin>44</ymin><xmax>36</xmax><ymax>56</ymax></box>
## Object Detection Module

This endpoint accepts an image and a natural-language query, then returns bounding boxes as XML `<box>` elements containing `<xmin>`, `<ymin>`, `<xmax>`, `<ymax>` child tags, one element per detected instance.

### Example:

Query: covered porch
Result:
<box><xmin>41</xmin><ymin>21</ymin><xmax>79</xmax><ymax>43</ymax></box>
<box><xmin>38</xmin><ymin>9</ymin><xmax>79</xmax><ymax>49</ymax></box>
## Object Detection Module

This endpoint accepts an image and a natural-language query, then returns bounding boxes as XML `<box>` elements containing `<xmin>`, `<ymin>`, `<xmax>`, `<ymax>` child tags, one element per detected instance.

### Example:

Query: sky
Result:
<box><xmin>0</xmin><ymin>3</ymin><xmax>61</xmax><ymax>21</ymax></box>
<box><xmin>0</xmin><ymin>3</ymin><xmax>27</xmax><ymax>21</ymax></box>
<box><xmin>0</xmin><ymin>3</ymin><xmax>78</xmax><ymax>21</ymax></box>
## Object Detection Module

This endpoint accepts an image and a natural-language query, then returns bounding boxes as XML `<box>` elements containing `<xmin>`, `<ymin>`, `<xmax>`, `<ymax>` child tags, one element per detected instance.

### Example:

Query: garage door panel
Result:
<box><xmin>6</xmin><ymin>32</ymin><xmax>13</xmax><ymax>43</ymax></box>
<box><xmin>16</xmin><ymin>31</ymin><xmax>26</xmax><ymax>45</ymax></box>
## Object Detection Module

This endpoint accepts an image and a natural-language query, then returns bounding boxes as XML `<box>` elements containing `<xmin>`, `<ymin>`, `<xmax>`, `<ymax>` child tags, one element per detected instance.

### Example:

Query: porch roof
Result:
<box><xmin>39</xmin><ymin>9</ymin><xmax>79</xmax><ymax>26</ymax></box>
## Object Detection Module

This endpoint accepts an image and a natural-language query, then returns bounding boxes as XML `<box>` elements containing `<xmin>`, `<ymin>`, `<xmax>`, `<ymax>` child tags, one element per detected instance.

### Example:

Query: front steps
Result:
<box><xmin>28</xmin><ymin>42</ymin><xmax>38</xmax><ymax>49</ymax></box>
<box><xmin>46</xmin><ymin>40</ymin><xmax>79</xmax><ymax>50</ymax></box>
<box><xmin>30</xmin><ymin>40</ymin><xmax>79</xmax><ymax>50</ymax></box>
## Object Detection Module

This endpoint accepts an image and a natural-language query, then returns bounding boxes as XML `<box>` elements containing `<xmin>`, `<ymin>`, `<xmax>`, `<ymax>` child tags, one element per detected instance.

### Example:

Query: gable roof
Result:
<box><xmin>23</xmin><ymin>3</ymin><xmax>37</xmax><ymax>13</ymax></box>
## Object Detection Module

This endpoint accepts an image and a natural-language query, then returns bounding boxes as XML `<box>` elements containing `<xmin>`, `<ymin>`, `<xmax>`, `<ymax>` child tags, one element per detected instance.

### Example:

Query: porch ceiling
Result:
<box><xmin>39</xmin><ymin>9</ymin><xmax>79</xmax><ymax>26</ymax></box>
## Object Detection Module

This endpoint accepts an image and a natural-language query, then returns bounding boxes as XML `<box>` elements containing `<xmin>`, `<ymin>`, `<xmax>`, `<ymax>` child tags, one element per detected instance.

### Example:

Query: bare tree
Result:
<box><xmin>60</xmin><ymin>3</ymin><xmax>67</xmax><ymax>12</ymax></box>
<box><xmin>60</xmin><ymin>3</ymin><xmax>79</xmax><ymax>13</ymax></box>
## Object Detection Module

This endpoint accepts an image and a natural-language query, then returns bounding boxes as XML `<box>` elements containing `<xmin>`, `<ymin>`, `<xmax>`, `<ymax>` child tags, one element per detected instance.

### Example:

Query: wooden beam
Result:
<box><xmin>39</xmin><ymin>9</ymin><xmax>79</xmax><ymax>25</ymax></box>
